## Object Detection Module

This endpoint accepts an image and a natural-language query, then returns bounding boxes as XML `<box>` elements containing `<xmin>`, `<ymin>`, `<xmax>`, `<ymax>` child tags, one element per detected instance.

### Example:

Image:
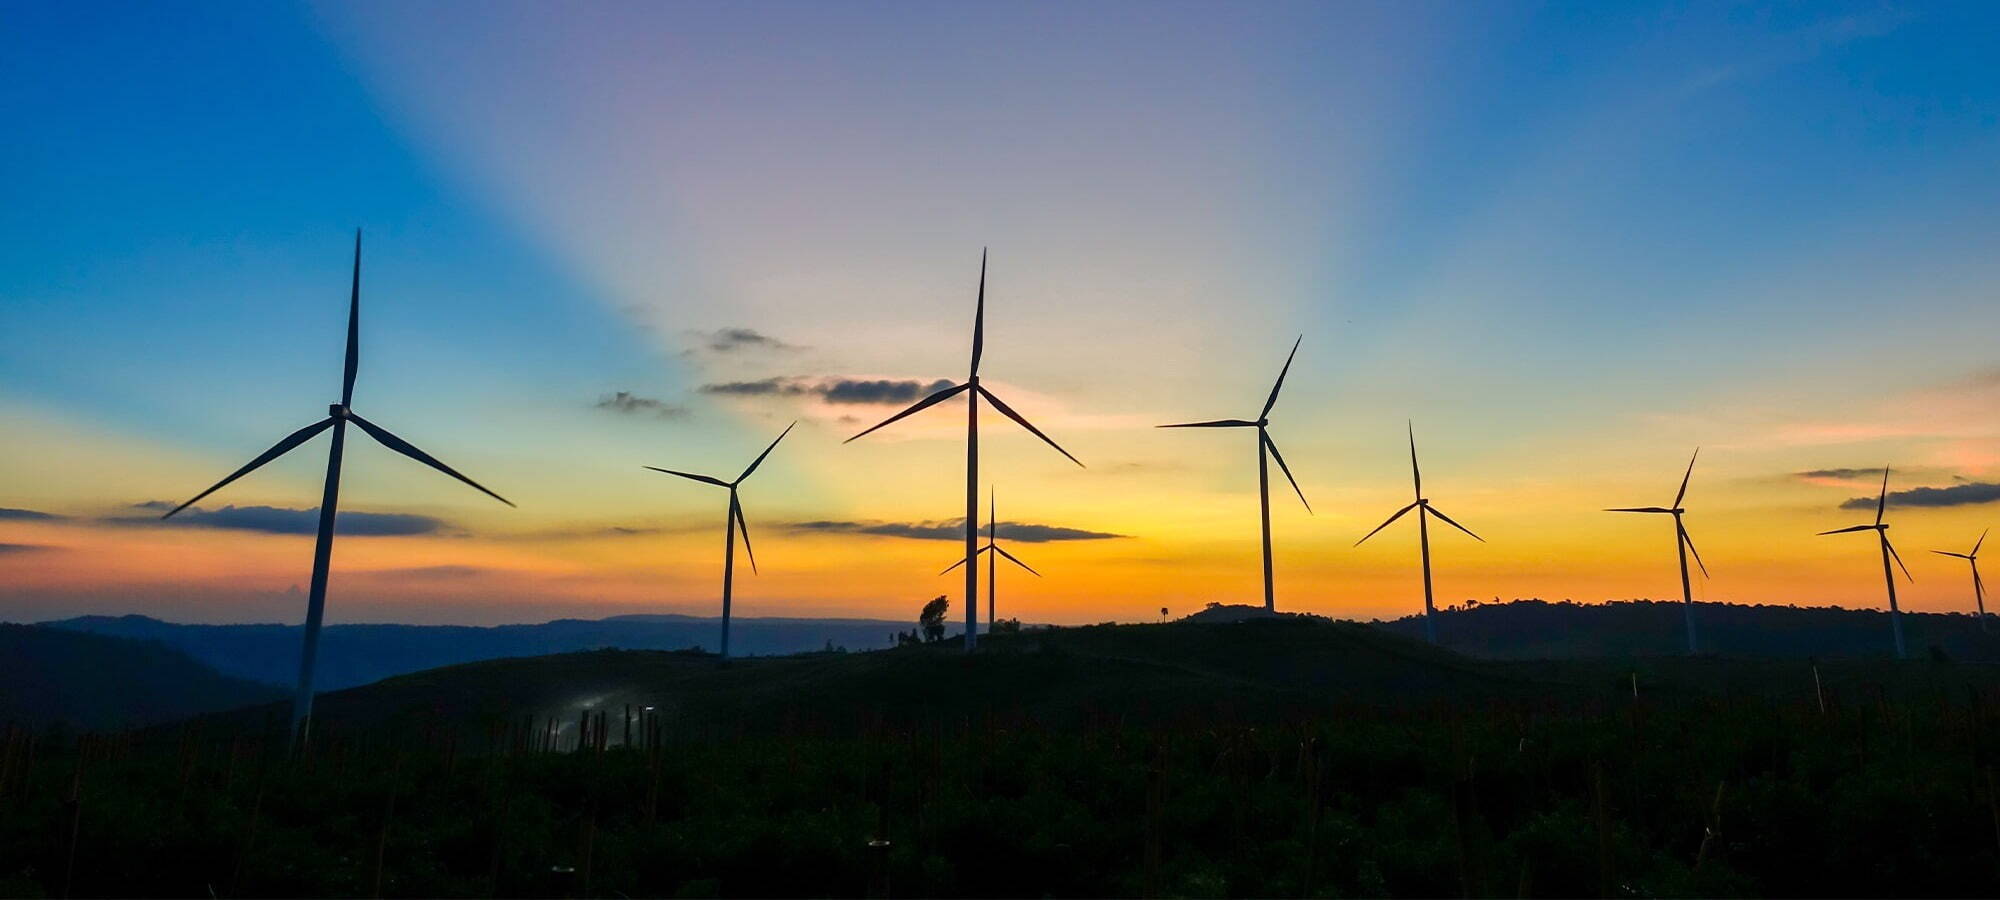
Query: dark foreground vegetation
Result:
<box><xmin>4</xmin><ymin>619</ymin><xmax>2000</xmax><ymax>897</ymax></box>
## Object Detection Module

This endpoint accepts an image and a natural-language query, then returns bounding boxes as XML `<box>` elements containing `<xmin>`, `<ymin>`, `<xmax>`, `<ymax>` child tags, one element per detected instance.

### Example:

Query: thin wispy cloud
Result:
<box><xmin>0</xmin><ymin>507</ymin><xmax>64</xmax><ymax>521</ymax></box>
<box><xmin>595</xmin><ymin>391</ymin><xmax>689</xmax><ymax>419</ymax></box>
<box><xmin>118</xmin><ymin>503</ymin><xmax>454</xmax><ymax>537</ymax></box>
<box><xmin>0</xmin><ymin>542</ymin><xmax>52</xmax><ymax>554</ymax></box>
<box><xmin>691</xmin><ymin>327</ymin><xmax>803</xmax><ymax>354</ymax></box>
<box><xmin>702</xmin><ymin>376</ymin><xmax>956</xmax><ymax>406</ymax></box>
<box><xmin>790</xmin><ymin>519</ymin><xmax>1124</xmax><ymax>543</ymax></box>
<box><xmin>1840</xmin><ymin>482</ymin><xmax>2000</xmax><ymax>510</ymax></box>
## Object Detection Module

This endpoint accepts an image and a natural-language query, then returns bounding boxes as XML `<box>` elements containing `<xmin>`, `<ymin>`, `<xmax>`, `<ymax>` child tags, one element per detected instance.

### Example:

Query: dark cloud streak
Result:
<box><xmin>0</xmin><ymin>507</ymin><xmax>64</xmax><ymax>520</ymax></box>
<box><xmin>790</xmin><ymin>519</ymin><xmax>1123</xmax><ymax>542</ymax></box>
<box><xmin>1840</xmin><ymin>482</ymin><xmax>2000</xmax><ymax>510</ymax></box>
<box><xmin>118</xmin><ymin>504</ymin><xmax>452</xmax><ymax>536</ymax></box>
<box><xmin>702</xmin><ymin>376</ymin><xmax>955</xmax><ymax>405</ymax></box>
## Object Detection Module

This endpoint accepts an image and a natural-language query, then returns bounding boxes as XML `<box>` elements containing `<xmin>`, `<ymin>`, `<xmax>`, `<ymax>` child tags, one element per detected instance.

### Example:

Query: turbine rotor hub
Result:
<box><xmin>329</xmin><ymin>403</ymin><xmax>348</xmax><ymax>419</ymax></box>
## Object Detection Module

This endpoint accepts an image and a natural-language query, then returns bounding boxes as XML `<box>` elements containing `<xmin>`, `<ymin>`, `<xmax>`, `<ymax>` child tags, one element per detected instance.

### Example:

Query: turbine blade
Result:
<box><xmin>844</xmin><ymin>382</ymin><xmax>970</xmax><ymax>443</ymax></box>
<box><xmin>732</xmin><ymin>495</ymin><xmax>756</xmax><ymax>575</ymax></box>
<box><xmin>1976</xmin><ymin>528</ymin><xmax>1988</xmax><ymax>556</ymax></box>
<box><xmin>940</xmin><ymin>546</ymin><xmax>992</xmax><ymax>576</ymax></box>
<box><xmin>1259</xmin><ymin>335</ymin><xmax>1302</xmax><ymax>419</ymax></box>
<box><xmin>1933</xmin><ymin>551</ymin><xmax>1972</xmax><ymax>559</ymax></box>
<box><xmin>1679</xmin><ymin>523</ymin><xmax>1710</xmax><ymax>579</ymax></box>
<box><xmin>346</xmin><ymin>413</ymin><xmax>515</xmax><ymax>507</ymax></box>
<box><xmin>994</xmin><ymin>545</ymin><xmax>1041</xmax><ymax>576</ymax></box>
<box><xmin>1673</xmin><ymin>447</ymin><xmax>1699</xmax><ymax>508</ymax></box>
<box><xmin>1157</xmin><ymin>419</ymin><xmax>1258</xmax><ymax>428</ymax></box>
<box><xmin>977</xmin><ymin>386</ymin><xmax>1082</xmax><ymax>467</ymax></box>
<box><xmin>970</xmin><ymin>248</ymin><xmax>986</xmax><ymax>378</ymax></box>
<box><xmin>1261</xmin><ymin>431</ymin><xmax>1311</xmax><ymax>514</ymax></box>
<box><xmin>160</xmin><ymin>417</ymin><xmax>336</xmax><ymax>518</ymax></box>
<box><xmin>1876</xmin><ymin>466</ymin><xmax>1890</xmax><ymax>526</ymax></box>
<box><xmin>1354</xmin><ymin>502</ymin><xmax>1418</xmax><ymax>547</ymax></box>
<box><xmin>1975</xmin><ymin>565</ymin><xmax>1985</xmax><ymax>604</ymax></box>
<box><xmin>1426</xmin><ymin>505</ymin><xmax>1485</xmax><ymax>543</ymax></box>
<box><xmin>1884</xmin><ymin>536</ymin><xmax>1913</xmax><ymax>582</ymax></box>
<box><xmin>643</xmin><ymin>467</ymin><xmax>729</xmax><ymax>488</ymax></box>
<box><xmin>1817</xmin><ymin>524</ymin><xmax>1877</xmax><ymax>536</ymax></box>
<box><xmin>1605</xmin><ymin>507</ymin><xmax>1675</xmax><ymax>514</ymax></box>
<box><xmin>736</xmin><ymin>421</ymin><xmax>796</xmax><ymax>483</ymax></box>
<box><xmin>1407</xmin><ymin>421</ymin><xmax>1423</xmax><ymax>500</ymax></box>
<box><xmin>342</xmin><ymin>230</ymin><xmax>361</xmax><ymax>406</ymax></box>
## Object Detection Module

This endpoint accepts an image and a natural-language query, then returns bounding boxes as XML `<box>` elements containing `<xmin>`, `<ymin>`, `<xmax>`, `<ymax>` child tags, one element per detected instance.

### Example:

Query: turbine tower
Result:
<box><xmin>1932</xmin><ymin>529</ymin><xmax>1988</xmax><ymax>633</ymax></box>
<box><xmin>161</xmin><ymin>231</ymin><xmax>513</xmax><ymax>748</ymax></box>
<box><xmin>1356</xmin><ymin>424</ymin><xmax>1483</xmax><ymax>644</ymax></box>
<box><xmin>846</xmin><ymin>250</ymin><xmax>1082</xmax><ymax>652</ymax></box>
<box><xmin>1819</xmin><ymin>466</ymin><xmax>1914</xmax><ymax>659</ymax></box>
<box><xmin>1605</xmin><ymin>449</ymin><xmax>1711</xmax><ymax>654</ymax></box>
<box><xmin>1158</xmin><ymin>336</ymin><xmax>1311</xmax><ymax>612</ymax></box>
<box><xmin>941</xmin><ymin>487</ymin><xmax>1041</xmax><ymax>631</ymax></box>
<box><xmin>645</xmin><ymin>422</ymin><xmax>794</xmax><ymax>660</ymax></box>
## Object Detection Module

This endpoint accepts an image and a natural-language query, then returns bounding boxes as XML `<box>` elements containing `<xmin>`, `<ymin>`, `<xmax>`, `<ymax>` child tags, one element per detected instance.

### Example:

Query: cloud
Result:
<box><xmin>1797</xmin><ymin>467</ymin><xmax>1881</xmax><ymax>480</ymax></box>
<box><xmin>127</xmin><ymin>504</ymin><xmax>453</xmax><ymax>536</ymax></box>
<box><xmin>701</xmin><ymin>376</ymin><xmax>955</xmax><ymax>405</ymax></box>
<box><xmin>0</xmin><ymin>543</ymin><xmax>52</xmax><ymax>554</ymax></box>
<box><xmin>595</xmin><ymin>391</ymin><xmax>689</xmax><ymax>419</ymax></box>
<box><xmin>1840</xmin><ymin>482</ymin><xmax>2000</xmax><ymax>510</ymax></box>
<box><xmin>0</xmin><ymin>507</ymin><xmax>63</xmax><ymax>520</ymax></box>
<box><xmin>789</xmin><ymin>519</ymin><xmax>1124</xmax><ymax>542</ymax></box>
<box><xmin>692</xmin><ymin>327</ymin><xmax>802</xmax><ymax>354</ymax></box>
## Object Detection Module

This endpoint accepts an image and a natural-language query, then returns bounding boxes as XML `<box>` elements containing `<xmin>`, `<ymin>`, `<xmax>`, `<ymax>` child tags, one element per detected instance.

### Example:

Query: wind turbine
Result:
<box><xmin>1819</xmin><ymin>466</ymin><xmax>1914</xmax><ymax>659</ymax></box>
<box><xmin>161</xmin><ymin>231</ymin><xmax>513</xmax><ymax>748</ymax></box>
<box><xmin>1356</xmin><ymin>424</ymin><xmax>1482</xmax><ymax>644</ymax></box>
<box><xmin>846</xmin><ymin>250</ymin><xmax>1082</xmax><ymax>652</ymax></box>
<box><xmin>1605</xmin><ymin>449</ymin><xmax>1711</xmax><ymax>654</ymax></box>
<box><xmin>1932</xmin><ymin>529</ymin><xmax>1988</xmax><ymax>633</ymax></box>
<box><xmin>941</xmin><ymin>487</ymin><xmax>1040</xmax><ymax>631</ymax></box>
<box><xmin>645</xmin><ymin>422</ymin><xmax>794</xmax><ymax>660</ymax></box>
<box><xmin>1158</xmin><ymin>337</ymin><xmax>1310</xmax><ymax>612</ymax></box>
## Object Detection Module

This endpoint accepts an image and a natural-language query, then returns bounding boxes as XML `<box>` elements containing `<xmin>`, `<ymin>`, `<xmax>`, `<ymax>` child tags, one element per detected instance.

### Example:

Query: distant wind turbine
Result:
<box><xmin>1158</xmin><ymin>336</ymin><xmax>1310</xmax><ymax>612</ymax></box>
<box><xmin>1356</xmin><ymin>424</ymin><xmax>1483</xmax><ymax>644</ymax></box>
<box><xmin>646</xmin><ymin>422</ymin><xmax>794</xmax><ymax>660</ymax></box>
<box><xmin>941</xmin><ymin>487</ymin><xmax>1040</xmax><ymax>631</ymax></box>
<box><xmin>1605</xmin><ymin>449</ymin><xmax>1711</xmax><ymax>654</ymax></box>
<box><xmin>161</xmin><ymin>231</ymin><xmax>513</xmax><ymax>748</ymax></box>
<box><xmin>846</xmin><ymin>250</ymin><xmax>1082</xmax><ymax>652</ymax></box>
<box><xmin>1932</xmin><ymin>529</ymin><xmax>1988</xmax><ymax>633</ymax></box>
<box><xmin>1819</xmin><ymin>466</ymin><xmax>1914</xmax><ymax>659</ymax></box>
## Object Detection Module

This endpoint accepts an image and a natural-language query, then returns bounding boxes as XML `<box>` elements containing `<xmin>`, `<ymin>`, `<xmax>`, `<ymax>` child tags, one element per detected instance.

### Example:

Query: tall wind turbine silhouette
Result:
<box><xmin>1158</xmin><ymin>337</ymin><xmax>1310</xmax><ymax>612</ymax></box>
<box><xmin>646</xmin><ymin>422</ymin><xmax>794</xmax><ymax>660</ymax></box>
<box><xmin>846</xmin><ymin>250</ymin><xmax>1081</xmax><ymax>652</ymax></box>
<box><xmin>1932</xmin><ymin>529</ymin><xmax>1988</xmax><ymax>633</ymax></box>
<box><xmin>1605</xmin><ymin>449</ymin><xmax>1710</xmax><ymax>654</ymax></box>
<box><xmin>1356</xmin><ymin>424</ymin><xmax>1482</xmax><ymax>644</ymax></box>
<box><xmin>161</xmin><ymin>231</ymin><xmax>513</xmax><ymax>748</ymax></box>
<box><xmin>1819</xmin><ymin>466</ymin><xmax>1914</xmax><ymax>659</ymax></box>
<box><xmin>941</xmin><ymin>487</ymin><xmax>1040</xmax><ymax>631</ymax></box>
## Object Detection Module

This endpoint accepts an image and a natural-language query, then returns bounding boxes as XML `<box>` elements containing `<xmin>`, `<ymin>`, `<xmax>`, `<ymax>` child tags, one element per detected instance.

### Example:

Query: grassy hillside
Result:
<box><xmin>8</xmin><ymin>619</ymin><xmax>2000</xmax><ymax>898</ymax></box>
<box><xmin>0</xmin><ymin>624</ymin><xmax>281</xmax><ymax>730</ymax></box>
<box><xmin>1374</xmin><ymin>598</ymin><xmax>2000</xmax><ymax>661</ymax></box>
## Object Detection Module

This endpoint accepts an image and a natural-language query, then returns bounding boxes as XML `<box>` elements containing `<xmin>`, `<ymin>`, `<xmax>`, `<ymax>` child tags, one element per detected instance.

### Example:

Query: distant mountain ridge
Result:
<box><xmin>40</xmin><ymin>613</ymin><xmax>948</xmax><ymax>690</ymax></box>
<box><xmin>0</xmin><ymin>624</ymin><xmax>282</xmax><ymax>730</ymax></box>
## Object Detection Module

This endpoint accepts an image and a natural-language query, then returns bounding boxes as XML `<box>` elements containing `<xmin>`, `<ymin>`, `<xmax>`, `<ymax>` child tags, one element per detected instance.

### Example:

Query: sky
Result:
<box><xmin>3</xmin><ymin>0</ymin><xmax>1999</xmax><ymax>627</ymax></box>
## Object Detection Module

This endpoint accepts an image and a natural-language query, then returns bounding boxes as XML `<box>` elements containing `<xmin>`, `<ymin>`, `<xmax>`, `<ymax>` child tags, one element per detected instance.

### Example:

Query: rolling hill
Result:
<box><xmin>0</xmin><ymin>624</ymin><xmax>282</xmax><ymax>730</ymax></box>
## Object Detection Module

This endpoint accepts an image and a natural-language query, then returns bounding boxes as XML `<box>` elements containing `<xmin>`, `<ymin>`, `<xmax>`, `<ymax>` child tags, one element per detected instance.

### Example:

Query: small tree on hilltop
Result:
<box><xmin>920</xmin><ymin>595</ymin><xmax>950</xmax><ymax>643</ymax></box>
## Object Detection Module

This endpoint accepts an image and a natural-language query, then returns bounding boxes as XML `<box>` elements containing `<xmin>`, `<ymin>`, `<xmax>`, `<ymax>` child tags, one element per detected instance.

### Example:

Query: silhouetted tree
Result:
<box><xmin>919</xmin><ymin>596</ymin><xmax>950</xmax><ymax>643</ymax></box>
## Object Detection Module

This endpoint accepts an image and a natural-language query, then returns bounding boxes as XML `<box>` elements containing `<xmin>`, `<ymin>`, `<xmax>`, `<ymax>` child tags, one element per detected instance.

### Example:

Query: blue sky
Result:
<box><xmin>4</xmin><ymin>1</ymin><xmax>1999</xmax><ymax>625</ymax></box>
